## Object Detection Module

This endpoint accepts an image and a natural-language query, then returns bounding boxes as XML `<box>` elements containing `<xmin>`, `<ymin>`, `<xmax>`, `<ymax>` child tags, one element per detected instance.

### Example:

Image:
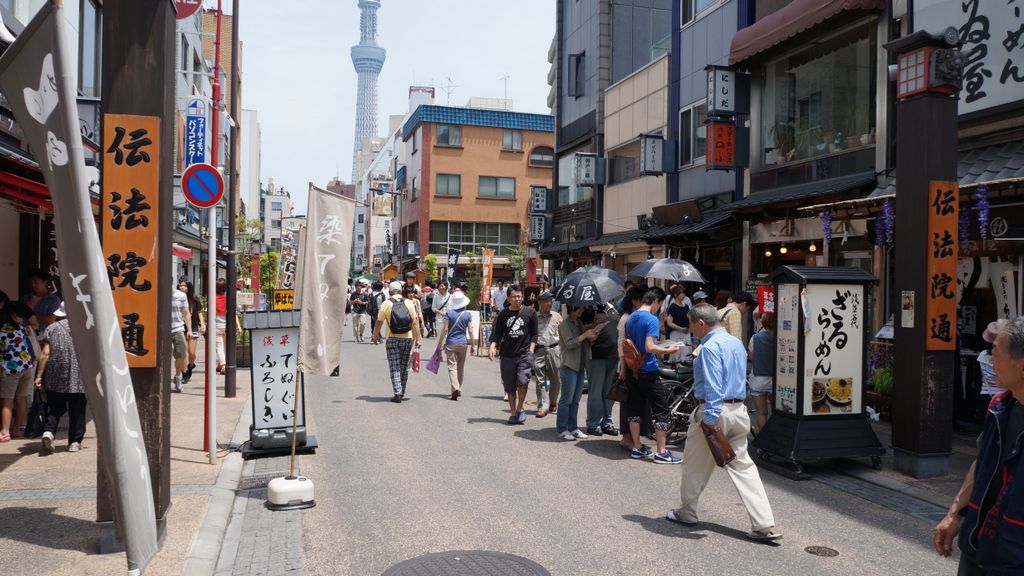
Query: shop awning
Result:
<box><xmin>172</xmin><ymin>244</ymin><xmax>192</xmax><ymax>260</ymax></box>
<box><xmin>639</xmin><ymin>211</ymin><xmax>734</xmax><ymax>240</ymax></box>
<box><xmin>589</xmin><ymin>229</ymin><xmax>642</xmax><ymax>247</ymax></box>
<box><xmin>725</xmin><ymin>172</ymin><xmax>876</xmax><ymax>214</ymax></box>
<box><xmin>729</xmin><ymin>0</ymin><xmax>884</xmax><ymax>64</ymax></box>
<box><xmin>797</xmin><ymin>140</ymin><xmax>1024</xmax><ymax>216</ymax></box>
<box><xmin>539</xmin><ymin>239</ymin><xmax>594</xmax><ymax>256</ymax></box>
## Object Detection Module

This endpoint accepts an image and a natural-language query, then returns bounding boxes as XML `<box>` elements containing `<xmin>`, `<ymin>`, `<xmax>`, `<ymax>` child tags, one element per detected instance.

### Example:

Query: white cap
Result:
<box><xmin>388</xmin><ymin>281</ymin><xmax>403</xmax><ymax>294</ymax></box>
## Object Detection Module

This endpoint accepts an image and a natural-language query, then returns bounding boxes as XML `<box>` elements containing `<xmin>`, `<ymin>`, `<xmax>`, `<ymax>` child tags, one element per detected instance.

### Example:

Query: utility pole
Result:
<box><xmin>225</xmin><ymin>0</ymin><xmax>240</xmax><ymax>398</ymax></box>
<box><xmin>99</xmin><ymin>0</ymin><xmax>175</xmax><ymax>549</ymax></box>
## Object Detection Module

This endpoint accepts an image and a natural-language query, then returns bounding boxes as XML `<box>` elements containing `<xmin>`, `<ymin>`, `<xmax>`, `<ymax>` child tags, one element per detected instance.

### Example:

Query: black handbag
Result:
<box><xmin>606</xmin><ymin>377</ymin><xmax>630</xmax><ymax>404</ymax></box>
<box><xmin>24</xmin><ymin>388</ymin><xmax>49</xmax><ymax>439</ymax></box>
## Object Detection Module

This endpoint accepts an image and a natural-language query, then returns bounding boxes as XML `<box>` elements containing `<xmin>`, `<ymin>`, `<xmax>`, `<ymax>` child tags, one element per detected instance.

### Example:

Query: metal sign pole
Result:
<box><xmin>207</xmin><ymin>206</ymin><xmax>217</xmax><ymax>465</ymax></box>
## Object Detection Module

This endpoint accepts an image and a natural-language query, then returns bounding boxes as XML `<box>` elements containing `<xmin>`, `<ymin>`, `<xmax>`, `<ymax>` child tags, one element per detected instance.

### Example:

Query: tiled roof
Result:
<box><xmin>639</xmin><ymin>211</ymin><xmax>734</xmax><ymax>240</ymax></box>
<box><xmin>589</xmin><ymin>229</ymin><xmax>642</xmax><ymax>246</ymax></box>
<box><xmin>539</xmin><ymin>239</ymin><xmax>595</xmax><ymax>256</ymax></box>
<box><xmin>865</xmin><ymin>140</ymin><xmax>1024</xmax><ymax>199</ymax></box>
<box><xmin>402</xmin><ymin>105</ymin><xmax>555</xmax><ymax>141</ymax></box>
<box><xmin>725</xmin><ymin>172</ymin><xmax>876</xmax><ymax>212</ymax></box>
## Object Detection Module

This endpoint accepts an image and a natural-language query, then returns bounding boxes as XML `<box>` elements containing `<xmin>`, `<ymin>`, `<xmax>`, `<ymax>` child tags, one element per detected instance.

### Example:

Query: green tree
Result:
<box><xmin>260</xmin><ymin>251</ymin><xmax>279</xmax><ymax>300</ymax></box>
<box><xmin>506</xmin><ymin>245</ymin><xmax>526</xmax><ymax>283</ymax></box>
<box><xmin>423</xmin><ymin>254</ymin><xmax>438</xmax><ymax>283</ymax></box>
<box><xmin>464</xmin><ymin>248</ymin><xmax>481</xmax><ymax>310</ymax></box>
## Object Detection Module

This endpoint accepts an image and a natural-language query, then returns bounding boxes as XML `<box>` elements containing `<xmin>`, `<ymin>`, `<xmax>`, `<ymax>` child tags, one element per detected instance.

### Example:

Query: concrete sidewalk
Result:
<box><xmin>0</xmin><ymin>357</ymin><xmax>251</xmax><ymax>576</ymax></box>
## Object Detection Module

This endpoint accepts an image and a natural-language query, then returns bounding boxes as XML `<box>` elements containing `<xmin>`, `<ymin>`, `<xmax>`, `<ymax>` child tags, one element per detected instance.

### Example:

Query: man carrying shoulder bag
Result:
<box><xmin>665</xmin><ymin>302</ymin><xmax>782</xmax><ymax>542</ymax></box>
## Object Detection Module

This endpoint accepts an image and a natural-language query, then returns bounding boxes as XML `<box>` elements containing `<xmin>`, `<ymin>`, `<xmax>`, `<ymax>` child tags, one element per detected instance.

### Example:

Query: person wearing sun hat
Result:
<box><xmin>976</xmin><ymin>320</ymin><xmax>1007</xmax><ymax>420</ymax></box>
<box><xmin>434</xmin><ymin>289</ymin><xmax>472</xmax><ymax>400</ymax></box>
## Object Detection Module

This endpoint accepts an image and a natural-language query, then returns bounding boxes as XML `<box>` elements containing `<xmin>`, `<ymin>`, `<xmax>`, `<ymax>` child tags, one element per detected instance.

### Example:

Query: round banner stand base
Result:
<box><xmin>264</xmin><ymin>476</ymin><xmax>316</xmax><ymax>511</ymax></box>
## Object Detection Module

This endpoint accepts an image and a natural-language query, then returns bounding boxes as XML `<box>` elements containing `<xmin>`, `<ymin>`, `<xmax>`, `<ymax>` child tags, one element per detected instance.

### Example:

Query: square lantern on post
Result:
<box><xmin>893</xmin><ymin>27</ymin><xmax>965</xmax><ymax>100</ymax></box>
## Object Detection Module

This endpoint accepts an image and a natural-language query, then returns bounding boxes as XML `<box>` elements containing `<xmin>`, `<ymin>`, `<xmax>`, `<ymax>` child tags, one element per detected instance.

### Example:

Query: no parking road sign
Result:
<box><xmin>182</xmin><ymin>162</ymin><xmax>224</xmax><ymax>208</ymax></box>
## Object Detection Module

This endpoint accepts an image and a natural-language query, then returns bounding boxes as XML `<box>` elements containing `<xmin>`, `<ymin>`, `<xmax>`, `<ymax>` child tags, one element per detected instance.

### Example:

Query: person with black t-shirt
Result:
<box><xmin>488</xmin><ymin>284</ymin><xmax>538</xmax><ymax>425</ymax></box>
<box><xmin>350</xmin><ymin>285</ymin><xmax>369</xmax><ymax>343</ymax></box>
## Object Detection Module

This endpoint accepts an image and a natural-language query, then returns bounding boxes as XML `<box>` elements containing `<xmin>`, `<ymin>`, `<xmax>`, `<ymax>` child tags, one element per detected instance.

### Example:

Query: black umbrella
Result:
<box><xmin>554</xmin><ymin>266</ymin><xmax>625</xmax><ymax>308</ymax></box>
<box><xmin>628</xmin><ymin>258</ymin><xmax>706</xmax><ymax>283</ymax></box>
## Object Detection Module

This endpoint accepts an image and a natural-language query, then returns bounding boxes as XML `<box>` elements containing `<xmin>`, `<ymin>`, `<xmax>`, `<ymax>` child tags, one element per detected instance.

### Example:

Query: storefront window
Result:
<box><xmin>760</xmin><ymin>23</ymin><xmax>876</xmax><ymax>167</ymax></box>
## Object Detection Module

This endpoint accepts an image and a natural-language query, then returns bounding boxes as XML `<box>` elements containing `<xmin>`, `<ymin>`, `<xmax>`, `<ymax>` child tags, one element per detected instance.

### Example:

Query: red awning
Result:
<box><xmin>173</xmin><ymin>245</ymin><xmax>193</xmax><ymax>260</ymax></box>
<box><xmin>0</xmin><ymin>169</ymin><xmax>52</xmax><ymax>211</ymax></box>
<box><xmin>729</xmin><ymin>0</ymin><xmax>884</xmax><ymax>64</ymax></box>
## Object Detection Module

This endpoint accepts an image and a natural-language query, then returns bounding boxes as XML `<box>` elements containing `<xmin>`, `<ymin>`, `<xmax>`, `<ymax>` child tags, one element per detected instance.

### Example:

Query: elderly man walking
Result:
<box><xmin>666</xmin><ymin>302</ymin><xmax>782</xmax><ymax>542</ymax></box>
<box><xmin>372</xmin><ymin>281</ymin><xmax>422</xmax><ymax>403</ymax></box>
<box><xmin>532</xmin><ymin>291</ymin><xmax>562</xmax><ymax>417</ymax></box>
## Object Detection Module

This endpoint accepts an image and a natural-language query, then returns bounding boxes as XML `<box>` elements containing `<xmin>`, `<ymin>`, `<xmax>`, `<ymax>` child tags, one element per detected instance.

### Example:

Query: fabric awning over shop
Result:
<box><xmin>725</xmin><ymin>172</ymin><xmax>876</xmax><ymax>213</ymax></box>
<box><xmin>640</xmin><ymin>211</ymin><xmax>734</xmax><ymax>240</ymax></box>
<box><xmin>172</xmin><ymin>244</ymin><xmax>192</xmax><ymax>260</ymax></box>
<box><xmin>729</xmin><ymin>0</ymin><xmax>884</xmax><ymax>64</ymax></box>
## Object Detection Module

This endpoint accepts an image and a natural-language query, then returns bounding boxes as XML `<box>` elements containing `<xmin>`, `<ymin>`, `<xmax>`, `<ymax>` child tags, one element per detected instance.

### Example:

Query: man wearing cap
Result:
<box><xmin>373</xmin><ymin>281</ymin><xmax>422</xmax><ymax>403</ymax></box>
<box><xmin>692</xmin><ymin>291</ymin><xmax>708</xmax><ymax>305</ymax></box>
<box><xmin>531</xmin><ymin>291</ymin><xmax>562</xmax><ymax>417</ymax></box>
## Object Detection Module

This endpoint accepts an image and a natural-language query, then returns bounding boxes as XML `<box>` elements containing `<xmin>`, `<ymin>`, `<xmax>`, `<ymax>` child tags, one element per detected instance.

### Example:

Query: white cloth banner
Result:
<box><xmin>0</xmin><ymin>3</ymin><xmax>159</xmax><ymax>572</ymax></box>
<box><xmin>988</xmin><ymin>260</ymin><xmax>1018</xmax><ymax>320</ymax></box>
<box><xmin>298</xmin><ymin>183</ymin><xmax>354</xmax><ymax>375</ymax></box>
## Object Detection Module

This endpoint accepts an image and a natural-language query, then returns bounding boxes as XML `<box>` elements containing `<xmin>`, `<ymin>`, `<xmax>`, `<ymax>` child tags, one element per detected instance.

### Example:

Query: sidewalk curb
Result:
<box><xmin>182</xmin><ymin>396</ymin><xmax>253</xmax><ymax>576</ymax></box>
<box><xmin>828</xmin><ymin>461</ymin><xmax>952</xmax><ymax>510</ymax></box>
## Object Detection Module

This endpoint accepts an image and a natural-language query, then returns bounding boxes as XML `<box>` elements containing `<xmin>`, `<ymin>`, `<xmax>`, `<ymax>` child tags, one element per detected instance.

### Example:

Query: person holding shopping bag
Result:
<box><xmin>433</xmin><ymin>289</ymin><xmax>472</xmax><ymax>400</ymax></box>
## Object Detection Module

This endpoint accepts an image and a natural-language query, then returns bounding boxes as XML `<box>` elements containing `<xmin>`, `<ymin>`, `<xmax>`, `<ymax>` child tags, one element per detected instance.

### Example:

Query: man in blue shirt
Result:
<box><xmin>624</xmin><ymin>287</ymin><xmax>683</xmax><ymax>464</ymax></box>
<box><xmin>665</xmin><ymin>302</ymin><xmax>781</xmax><ymax>542</ymax></box>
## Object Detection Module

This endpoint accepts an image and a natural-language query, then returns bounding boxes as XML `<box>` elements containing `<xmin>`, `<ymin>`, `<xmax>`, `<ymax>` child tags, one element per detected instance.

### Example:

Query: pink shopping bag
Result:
<box><xmin>426</xmin><ymin>349</ymin><xmax>442</xmax><ymax>374</ymax></box>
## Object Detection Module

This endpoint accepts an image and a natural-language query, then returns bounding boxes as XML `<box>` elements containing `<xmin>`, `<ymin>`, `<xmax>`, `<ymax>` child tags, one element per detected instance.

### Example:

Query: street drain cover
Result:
<box><xmin>805</xmin><ymin>546</ymin><xmax>840</xmax><ymax>557</ymax></box>
<box><xmin>382</xmin><ymin>550</ymin><xmax>551</xmax><ymax>576</ymax></box>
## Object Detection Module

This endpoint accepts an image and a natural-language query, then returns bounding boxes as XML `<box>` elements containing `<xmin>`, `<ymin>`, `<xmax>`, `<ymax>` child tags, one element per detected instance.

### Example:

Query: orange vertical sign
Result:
<box><xmin>103</xmin><ymin>114</ymin><xmax>160</xmax><ymax>368</ymax></box>
<box><xmin>926</xmin><ymin>180</ymin><xmax>958</xmax><ymax>351</ymax></box>
<box><xmin>480</xmin><ymin>248</ymin><xmax>495</xmax><ymax>304</ymax></box>
<box><xmin>707</xmin><ymin>120</ymin><xmax>735</xmax><ymax>169</ymax></box>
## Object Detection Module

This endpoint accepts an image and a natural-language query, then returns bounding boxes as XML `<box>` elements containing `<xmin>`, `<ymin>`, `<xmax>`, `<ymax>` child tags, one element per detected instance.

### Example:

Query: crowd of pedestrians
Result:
<box><xmin>365</xmin><ymin>275</ymin><xmax>786</xmax><ymax>541</ymax></box>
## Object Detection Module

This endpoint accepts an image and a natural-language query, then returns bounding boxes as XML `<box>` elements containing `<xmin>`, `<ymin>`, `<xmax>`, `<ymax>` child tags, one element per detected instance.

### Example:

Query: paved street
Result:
<box><xmin>287</xmin><ymin>336</ymin><xmax>959</xmax><ymax>576</ymax></box>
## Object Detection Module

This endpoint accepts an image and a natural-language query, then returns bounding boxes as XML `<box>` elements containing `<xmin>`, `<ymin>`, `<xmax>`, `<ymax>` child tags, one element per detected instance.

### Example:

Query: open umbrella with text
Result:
<box><xmin>628</xmin><ymin>258</ymin><xmax>706</xmax><ymax>283</ymax></box>
<box><xmin>554</xmin><ymin>266</ymin><xmax>625</xmax><ymax>307</ymax></box>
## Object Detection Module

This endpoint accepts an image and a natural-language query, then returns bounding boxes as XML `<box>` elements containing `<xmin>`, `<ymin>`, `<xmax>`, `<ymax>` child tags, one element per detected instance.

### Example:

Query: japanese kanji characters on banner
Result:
<box><xmin>927</xmin><ymin>181</ymin><xmax>959</xmax><ymax>351</ymax></box>
<box><xmin>252</xmin><ymin>327</ymin><xmax>304</xmax><ymax>429</ymax></box>
<box><xmin>103</xmin><ymin>114</ymin><xmax>160</xmax><ymax>367</ymax></box>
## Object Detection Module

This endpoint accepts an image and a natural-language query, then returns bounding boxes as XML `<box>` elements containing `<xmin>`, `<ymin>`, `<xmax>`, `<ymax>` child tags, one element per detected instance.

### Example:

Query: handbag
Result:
<box><xmin>622</xmin><ymin>338</ymin><xmax>643</xmax><ymax>377</ymax></box>
<box><xmin>605</xmin><ymin>377</ymin><xmax>630</xmax><ymax>403</ymax></box>
<box><xmin>24</xmin><ymin>388</ymin><xmax>48</xmax><ymax>439</ymax></box>
<box><xmin>700</xmin><ymin>421</ymin><xmax>736</xmax><ymax>467</ymax></box>
<box><xmin>426</xmin><ymin>349</ymin><xmax>442</xmax><ymax>374</ymax></box>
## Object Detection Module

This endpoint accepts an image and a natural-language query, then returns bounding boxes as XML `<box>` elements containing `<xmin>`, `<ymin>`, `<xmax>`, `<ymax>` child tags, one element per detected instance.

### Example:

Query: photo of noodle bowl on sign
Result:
<box><xmin>811</xmin><ymin>377</ymin><xmax>853</xmax><ymax>413</ymax></box>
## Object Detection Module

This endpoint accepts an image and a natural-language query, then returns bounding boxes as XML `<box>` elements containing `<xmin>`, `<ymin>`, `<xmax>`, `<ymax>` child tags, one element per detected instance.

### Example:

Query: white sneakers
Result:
<box><xmin>41</xmin><ymin>431</ymin><xmax>54</xmax><ymax>454</ymax></box>
<box><xmin>559</xmin><ymin>431</ymin><xmax>575</xmax><ymax>441</ymax></box>
<box><xmin>559</xmin><ymin>429</ymin><xmax>589</xmax><ymax>441</ymax></box>
<box><xmin>68</xmin><ymin>442</ymin><xmax>81</xmax><ymax>453</ymax></box>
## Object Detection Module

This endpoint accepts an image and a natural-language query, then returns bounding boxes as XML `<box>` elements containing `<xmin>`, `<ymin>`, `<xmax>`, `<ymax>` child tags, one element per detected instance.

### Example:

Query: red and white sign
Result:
<box><xmin>175</xmin><ymin>0</ymin><xmax>203</xmax><ymax>20</ymax></box>
<box><xmin>182</xmin><ymin>162</ymin><xmax>224</xmax><ymax>208</ymax></box>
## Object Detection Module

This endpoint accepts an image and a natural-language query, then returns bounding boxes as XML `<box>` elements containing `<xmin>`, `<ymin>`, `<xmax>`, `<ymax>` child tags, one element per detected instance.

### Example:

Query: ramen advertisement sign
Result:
<box><xmin>803</xmin><ymin>284</ymin><xmax>863</xmax><ymax>416</ymax></box>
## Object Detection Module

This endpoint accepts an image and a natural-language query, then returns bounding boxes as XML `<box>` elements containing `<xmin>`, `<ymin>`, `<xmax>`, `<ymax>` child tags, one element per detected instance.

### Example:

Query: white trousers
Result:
<box><xmin>675</xmin><ymin>402</ymin><xmax>775</xmax><ymax>531</ymax></box>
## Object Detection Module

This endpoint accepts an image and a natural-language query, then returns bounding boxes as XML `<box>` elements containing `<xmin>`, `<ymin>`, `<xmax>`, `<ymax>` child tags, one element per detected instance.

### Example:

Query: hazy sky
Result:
<box><xmin>238</xmin><ymin>0</ymin><xmax>556</xmax><ymax>214</ymax></box>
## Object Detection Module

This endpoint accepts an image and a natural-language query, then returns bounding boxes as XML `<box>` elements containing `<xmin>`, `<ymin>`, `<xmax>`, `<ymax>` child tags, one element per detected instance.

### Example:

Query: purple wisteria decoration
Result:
<box><xmin>976</xmin><ymin>186</ymin><xmax>990</xmax><ymax>240</ymax></box>
<box><xmin>882</xmin><ymin>199</ymin><xmax>895</xmax><ymax>246</ymax></box>
<box><xmin>959</xmin><ymin>205</ymin><xmax>970</xmax><ymax>254</ymax></box>
<box><xmin>821</xmin><ymin>209</ymin><xmax>832</xmax><ymax>245</ymax></box>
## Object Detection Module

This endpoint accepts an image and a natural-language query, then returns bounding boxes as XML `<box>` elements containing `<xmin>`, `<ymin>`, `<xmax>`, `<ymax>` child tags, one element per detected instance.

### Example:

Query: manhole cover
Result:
<box><xmin>382</xmin><ymin>550</ymin><xmax>550</xmax><ymax>576</ymax></box>
<box><xmin>805</xmin><ymin>546</ymin><xmax>840</xmax><ymax>557</ymax></box>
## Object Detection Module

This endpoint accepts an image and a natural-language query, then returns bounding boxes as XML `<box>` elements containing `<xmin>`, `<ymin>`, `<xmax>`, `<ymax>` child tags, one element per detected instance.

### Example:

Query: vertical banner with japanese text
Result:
<box><xmin>480</xmin><ymin>248</ymin><xmax>495</xmax><ymax>305</ymax></box>
<box><xmin>927</xmin><ymin>181</ymin><xmax>959</xmax><ymax>351</ymax></box>
<box><xmin>0</xmin><ymin>3</ymin><xmax>159</xmax><ymax>570</ymax></box>
<box><xmin>103</xmin><ymin>114</ymin><xmax>160</xmax><ymax>367</ymax></box>
<box><xmin>298</xmin><ymin>184</ymin><xmax>354</xmax><ymax>375</ymax></box>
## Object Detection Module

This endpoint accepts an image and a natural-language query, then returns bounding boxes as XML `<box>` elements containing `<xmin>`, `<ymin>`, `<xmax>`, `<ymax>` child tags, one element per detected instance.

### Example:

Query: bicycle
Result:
<box><xmin>659</xmin><ymin>359</ymin><xmax>698</xmax><ymax>445</ymax></box>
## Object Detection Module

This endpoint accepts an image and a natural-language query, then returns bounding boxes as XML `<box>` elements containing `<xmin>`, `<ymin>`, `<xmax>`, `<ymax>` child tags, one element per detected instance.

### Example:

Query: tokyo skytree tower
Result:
<box><xmin>350</xmin><ymin>0</ymin><xmax>386</xmax><ymax>181</ymax></box>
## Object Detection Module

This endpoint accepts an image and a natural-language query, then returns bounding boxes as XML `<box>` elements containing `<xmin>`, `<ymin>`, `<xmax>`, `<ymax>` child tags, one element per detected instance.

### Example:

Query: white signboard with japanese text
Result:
<box><xmin>706</xmin><ymin>66</ymin><xmax>736</xmax><ymax>115</ymax></box>
<box><xmin>252</xmin><ymin>327</ymin><xmax>305</xmax><ymax>429</ymax></box>
<box><xmin>640</xmin><ymin>134</ymin><xmax>664</xmax><ymax>176</ymax></box>
<box><xmin>775</xmin><ymin>283</ymin><xmax>799</xmax><ymax>414</ymax></box>
<box><xmin>802</xmin><ymin>284</ymin><xmax>864</xmax><ymax>416</ymax></box>
<box><xmin>530</xmin><ymin>186</ymin><xmax>548</xmax><ymax>214</ymax></box>
<box><xmin>915</xmin><ymin>0</ymin><xmax>1024</xmax><ymax>117</ymax></box>
<box><xmin>575</xmin><ymin>152</ymin><xmax>597</xmax><ymax>186</ymax></box>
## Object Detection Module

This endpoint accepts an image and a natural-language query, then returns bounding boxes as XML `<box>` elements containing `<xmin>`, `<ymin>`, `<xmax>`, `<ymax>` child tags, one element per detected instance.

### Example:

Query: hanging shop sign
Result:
<box><xmin>102</xmin><ymin>114</ymin><xmax>160</xmax><ymax>368</ymax></box>
<box><xmin>640</xmin><ymin>133</ymin><xmax>664</xmax><ymax>176</ymax></box>
<box><xmin>926</xmin><ymin>180</ymin><xmax>959</xmax><ymax>351</ymax></box>
<box><xmin>706</xmin><ymin>119</ymin><xmax>736</xmax><ymax>171</ymax></box>
<box><xmin>706</xmin><ymin>65</ymin><xmax>736</xmax><ymax>115</ymax></box>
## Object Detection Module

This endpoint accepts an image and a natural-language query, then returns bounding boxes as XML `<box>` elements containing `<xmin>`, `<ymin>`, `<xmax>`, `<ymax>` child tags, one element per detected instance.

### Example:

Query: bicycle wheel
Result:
<box><xmin>663</xmin><ymin>380</ymin><xmax>697</xmax><ymax>444</ymax></box>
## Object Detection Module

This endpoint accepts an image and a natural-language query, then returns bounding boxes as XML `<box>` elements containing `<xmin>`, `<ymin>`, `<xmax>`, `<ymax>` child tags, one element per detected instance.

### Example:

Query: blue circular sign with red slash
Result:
<box><xmin>182</xmin><ymin>162</ymin><xmax>224</xmax><ymax>208</ymax></box>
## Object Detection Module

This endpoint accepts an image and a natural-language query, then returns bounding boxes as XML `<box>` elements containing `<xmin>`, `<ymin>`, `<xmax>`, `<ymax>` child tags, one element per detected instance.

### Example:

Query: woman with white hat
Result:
<box><xmin>35</xmin><ymin>302</ymin><xmax>88</xmax><ymax>453</ymax></box>
<box><xmin>434</xmin><ymin>289</ymin><xmax>472</xmax><ymax>400</ymax></box>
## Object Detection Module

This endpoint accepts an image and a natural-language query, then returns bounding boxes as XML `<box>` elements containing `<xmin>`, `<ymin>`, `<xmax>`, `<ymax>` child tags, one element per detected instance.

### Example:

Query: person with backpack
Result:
<box><xmin>367</xmin><ymin>281</ymin><xmax>386</xmax><ymax>327</ymax></box>
<box><xmin>372</xmin><ymin>281</ymin><xmax>422</xmax><ymax>403</ymax></box>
